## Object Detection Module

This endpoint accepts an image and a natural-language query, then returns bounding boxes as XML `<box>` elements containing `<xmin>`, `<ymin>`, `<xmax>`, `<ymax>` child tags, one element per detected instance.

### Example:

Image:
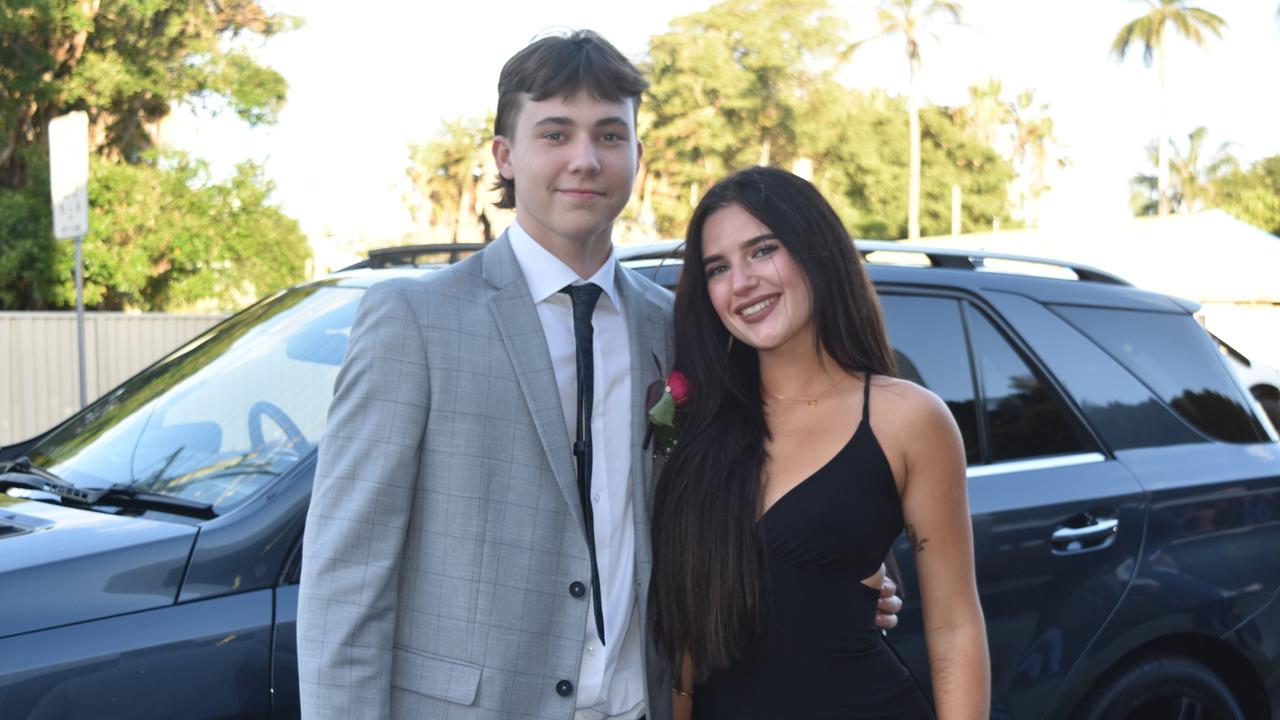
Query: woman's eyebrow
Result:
<box><xmin>703</xmin><ymin>233</ymin><xmax>779</xmax><ymax>267</ymax></box>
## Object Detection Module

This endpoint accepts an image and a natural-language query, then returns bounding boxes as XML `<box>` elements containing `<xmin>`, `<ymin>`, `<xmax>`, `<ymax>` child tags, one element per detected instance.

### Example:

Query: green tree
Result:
<box><xmin>855</xmin><ymin>0</ymin><xmax>964</xmax><ymax>241</ymax></box>
<box><xmin>1111</xmin><ymin>0</ymin><xmax>1227</xmax><ymax>217</ymax></box>
<box><xmin>0</xmin><ymin>150</ymin><xmax>308</xmax><ymax>311</ymax></box>
<box><xmin>0</xmin><ymin>0</ymin><xmax>307</xmax><ymax>310</ymax></box>
<box><xmin>1211</xmin><ymin>155</ymin><xmax>1280</xmax><ymax>235</ymax></box>
<box><xmin>805</xmin><ymin>89</ymin><xmax>1013</xmax><ymax>238</ymax></box>
<box><xmin>953</xmin><ymin>81</ymin><xmax>1067</xmax><ymax>227</ymax></box>
<box><xmin>1</xmin><ymin>0</ymin><xmax>295</xmax><ymax>186</ymax></box>
<box><xmin>954</xmin><ymin>79</ymin><xmax>1009</xmax><ymax>148</ymax></box>
<box><xmin>1007</xmin><ymin>90</ymin><xmax>1068</xmax><ymax>227</ymax></box>
<box><xmin>1130</xmin><ymin>126</ymin><xmax>1237</xmax><ymax>216</ymax></box>
<box><xmin>404</xmin><ymin>114</ymin><xmax>497</xmax><ymax>244</ymax></box>
<box><xmin>642</xmin><ymin>0</ymin><xmax>848</xmax><ymax>233</ymax></box>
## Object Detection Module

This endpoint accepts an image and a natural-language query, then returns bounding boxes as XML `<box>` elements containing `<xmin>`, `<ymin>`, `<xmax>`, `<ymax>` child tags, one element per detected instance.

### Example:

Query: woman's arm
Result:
<box><xmin>672</xmin><ymin>654</ymin><xmax>694</xmax><ymax>720</ymax></box>
<box><xmin>897</xmin><ymin>385</ymin><xmax>990</xmax><ymax>720</ymax></box>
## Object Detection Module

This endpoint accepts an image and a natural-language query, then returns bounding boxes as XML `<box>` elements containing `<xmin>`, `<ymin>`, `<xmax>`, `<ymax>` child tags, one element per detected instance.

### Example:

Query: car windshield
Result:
<box><xmin>25</xmin><ymin>284</ymin><xmax>363</xmax><ymax>514</ymax></box>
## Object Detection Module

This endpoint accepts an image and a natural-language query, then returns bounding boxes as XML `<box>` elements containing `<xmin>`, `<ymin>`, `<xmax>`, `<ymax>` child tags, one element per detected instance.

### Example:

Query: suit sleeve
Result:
<box><xmin>297</xmin><ymin>280</ymin><xmax>429</xmax><ymax>719</ymax></box>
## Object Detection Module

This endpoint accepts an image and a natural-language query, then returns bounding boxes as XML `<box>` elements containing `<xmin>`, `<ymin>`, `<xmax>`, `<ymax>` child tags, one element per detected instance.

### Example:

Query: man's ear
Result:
<box><xmin>492</xmin><ymin>136</ymin><xmax>514</xmax><ymax>180</ymax></box>
<box><xmin>635</xmin><ymin>139</ymin><xmax>644</xmax><ymax>167</ymax></box>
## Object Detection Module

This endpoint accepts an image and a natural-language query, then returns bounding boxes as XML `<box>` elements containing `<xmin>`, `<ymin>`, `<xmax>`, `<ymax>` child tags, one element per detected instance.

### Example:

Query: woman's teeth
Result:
<box><xmin>742</xmin><ymin>297</ymin><xmax>777</xmax><ymax>317</ymax></box>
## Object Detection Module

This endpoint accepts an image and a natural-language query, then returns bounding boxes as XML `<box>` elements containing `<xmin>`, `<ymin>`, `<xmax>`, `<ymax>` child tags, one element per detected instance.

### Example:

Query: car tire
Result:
<box><xmin>1072</xmin><ymin>655</ymin><xmax>1244</xmax><ymax>720</ymax></box>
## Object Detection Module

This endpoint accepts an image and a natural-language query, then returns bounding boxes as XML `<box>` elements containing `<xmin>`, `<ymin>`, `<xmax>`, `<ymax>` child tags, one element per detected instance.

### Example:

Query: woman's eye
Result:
<box><xmin>705</xmin><ymin>264</ymin><xmax>728</xmax><ymax>279</ymax></box>
<box><xmin>752</xmin><ymin>244</ymin><xmax>778</xmax><ymax>259</ymax></box>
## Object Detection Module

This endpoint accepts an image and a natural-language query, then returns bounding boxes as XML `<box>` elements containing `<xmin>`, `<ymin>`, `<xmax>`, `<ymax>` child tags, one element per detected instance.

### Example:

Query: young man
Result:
<box><xmin>297</xmin><ymin>30</ymin><xmax>899</xmax><ymax>720</ymax></box>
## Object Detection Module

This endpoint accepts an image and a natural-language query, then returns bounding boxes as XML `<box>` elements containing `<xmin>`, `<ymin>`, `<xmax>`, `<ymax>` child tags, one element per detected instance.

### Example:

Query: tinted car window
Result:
<box><xmin>1053</xmin><ymin>305</ymin><xmax>1266</xmax><ymax>444</ymax></box>
<box><xmin>626</xmin><ymin>261</ymin><xmax>683</xmax><ymax>289</ymax></box>
<box><xmin>27</xmin><ymin>286</ymin><xmax>362</xmax><ymax>513</ymax></box>
<box><xmin>983</xmin><ymin>289</ymin><xmax>1204</xmax><ymax>451</ymax></box>
<box><xmin>879</xmin><ymin>295</ymin><xmax>980</xmax><ymax>464</ymax></box>
<box><xmin>967</xmin><ymin>307</ymin><xmax>1088</xmax><ymax>461</ymax></box>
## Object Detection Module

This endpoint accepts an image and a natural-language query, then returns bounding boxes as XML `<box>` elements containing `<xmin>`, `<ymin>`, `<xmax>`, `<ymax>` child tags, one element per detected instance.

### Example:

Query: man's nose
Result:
<box><xmin>567</xmin><ymin>136</ymin><xmax>601</xmax><ymax>174</ymax></box>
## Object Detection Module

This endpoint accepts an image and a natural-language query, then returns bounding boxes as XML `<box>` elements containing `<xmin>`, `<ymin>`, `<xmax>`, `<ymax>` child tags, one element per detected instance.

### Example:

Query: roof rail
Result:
<box><xmin>615</xmin><ymin>238</ymin><xmax>1131</xmax><ymax>286</ymax></box>
<box><xmin>339</xmin><ymin>243</ymin><xmax>489</xmax><ymax>271</ymax></box>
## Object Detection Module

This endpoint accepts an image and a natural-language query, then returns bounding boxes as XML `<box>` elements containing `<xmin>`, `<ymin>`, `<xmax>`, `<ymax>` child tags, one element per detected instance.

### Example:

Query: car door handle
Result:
<box><xmin>1050</xmin><ymin>516</ymin><xmax>1119</xmax><ymax>554</ymax></box>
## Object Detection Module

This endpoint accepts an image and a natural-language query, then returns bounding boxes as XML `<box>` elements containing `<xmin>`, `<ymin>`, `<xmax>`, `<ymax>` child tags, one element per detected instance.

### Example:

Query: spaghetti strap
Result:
<box><xmin>862</xmin><ymin>371</ymin><xmax>872</xmax><ymax>421</ymax></box>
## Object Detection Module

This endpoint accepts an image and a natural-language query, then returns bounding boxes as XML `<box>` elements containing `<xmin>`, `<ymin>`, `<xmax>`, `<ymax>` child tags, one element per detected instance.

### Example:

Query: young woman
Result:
<box><xmin>649</xmin><ymin>167</ymin><xmax>989</xmax><ymax>719</ymax></box>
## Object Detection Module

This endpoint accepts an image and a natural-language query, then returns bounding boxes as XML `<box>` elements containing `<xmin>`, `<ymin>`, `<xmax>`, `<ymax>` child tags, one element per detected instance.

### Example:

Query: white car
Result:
<box><xmin>1216</xmin><ymin>334</ymin><xmax>1280</xmax><ymax>436</ymax></box>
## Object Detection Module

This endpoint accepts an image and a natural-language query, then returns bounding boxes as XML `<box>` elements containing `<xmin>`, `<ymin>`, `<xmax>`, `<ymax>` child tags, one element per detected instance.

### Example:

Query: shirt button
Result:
<box><xmin>592</xmin><ymin>493</ymin><xmax>601</xmax><ymax>503</ymax></box>
<box><xmin>556</xmin><ymin>679</ymin><xmax>574</xmax><ymax>697</ymax></box>
<box><xmin>588</xmin><ymin>645</ymin><xmax>596</xmax><ymax>653</ymax></box>
<box><xmin>569</xmin><ymin>581</ymin><xmax>586</xmax><ymax>599</ymax></box>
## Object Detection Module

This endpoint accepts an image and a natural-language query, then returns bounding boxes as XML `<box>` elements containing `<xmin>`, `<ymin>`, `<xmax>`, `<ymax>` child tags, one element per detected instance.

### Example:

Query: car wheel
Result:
<box><xmin>1072</xmin><ymin>655</ymin><xmax>1244</xmax><ymax>720</ymax></box>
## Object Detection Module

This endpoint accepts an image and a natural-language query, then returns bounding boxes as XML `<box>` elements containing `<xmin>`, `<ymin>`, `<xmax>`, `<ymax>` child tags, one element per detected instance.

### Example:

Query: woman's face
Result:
<box><xmin>700</xmin><ymin>204</ymin><xmax>814</xmax><ymax>353</ymax></box>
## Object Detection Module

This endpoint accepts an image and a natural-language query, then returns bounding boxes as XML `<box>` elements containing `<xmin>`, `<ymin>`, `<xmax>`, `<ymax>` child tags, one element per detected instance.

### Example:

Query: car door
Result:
<box><xmin>273</xmin><ymin>547</ymin><xmax>302</xmax><ymax>720</ymax></box>
<box><xmin>877</xmin><ymin>290</ymin><xmax>1146</xmax><ymax>719</ymax></box>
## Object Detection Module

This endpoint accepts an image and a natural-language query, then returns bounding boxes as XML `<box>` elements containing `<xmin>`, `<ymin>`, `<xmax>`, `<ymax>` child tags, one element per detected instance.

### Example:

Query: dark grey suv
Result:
<box><xmin>622</xmin><ymin>240</ymin><xmax>1280</xmax><ymax>720</ymax></box>
<box><xmin>1</xmin><ymin>240</ymin><xmax>1277</xmax><ymax>719</ymax></box>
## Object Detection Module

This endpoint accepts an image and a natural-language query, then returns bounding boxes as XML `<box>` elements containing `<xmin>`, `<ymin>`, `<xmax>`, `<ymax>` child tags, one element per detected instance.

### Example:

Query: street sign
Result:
<box><xmin>48</xmin><ymin>110</ymin><xmax>91</xmax><ymax>408</ymax></box>
<box><xmin>49</xmin><ymin>111</ymin><xmax>89</xmax><ymax>240</ymax></box>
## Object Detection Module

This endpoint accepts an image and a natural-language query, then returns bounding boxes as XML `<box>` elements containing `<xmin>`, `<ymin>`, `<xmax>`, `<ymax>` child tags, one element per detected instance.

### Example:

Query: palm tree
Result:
<box><xmin>1111</xmin><ymin>0</ymin><xmax>1227</xmax><ymax>217</ymax></box>
<box><xmin>1009</xmin><ymin>90</ymin><xmax>1068</xmax><ymax>228</ymax></box>
<box><xmin>859</xmin><ymin>0</ymin><xmax>964</xmax><ymax>241</ymax></box>
<box><xmin>1130</xmin><ymin>126</ymin><xmax>1237</xmax><ymax>215</ymax></box>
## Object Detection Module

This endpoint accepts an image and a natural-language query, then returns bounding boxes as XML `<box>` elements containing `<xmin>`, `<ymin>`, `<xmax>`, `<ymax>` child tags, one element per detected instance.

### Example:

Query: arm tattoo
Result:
<box><xmin>905</xmin><ymin>523</ymin><xmax>929</xmax><ymax>554</ymax></box>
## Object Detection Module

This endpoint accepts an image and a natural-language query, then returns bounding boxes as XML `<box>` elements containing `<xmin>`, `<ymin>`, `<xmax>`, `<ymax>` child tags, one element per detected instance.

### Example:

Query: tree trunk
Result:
<box><xmin>1156</xmin><ymin>34</ymin><xmax>1170</xmax><ymax>217</ymax></box>
<box><xmin>759</xmin><ymin>137</ymin><xmax>772</xmax><ymax>167</ymax></box>
<box><xmin>907</xmin><ymin>55</ymin><xmax>922</xmax><ymax>241</ymax></box>
<box><xmin>455</xmin><ymin>178</ymin><xmax>475</xmax><ymax>243</ymax></box>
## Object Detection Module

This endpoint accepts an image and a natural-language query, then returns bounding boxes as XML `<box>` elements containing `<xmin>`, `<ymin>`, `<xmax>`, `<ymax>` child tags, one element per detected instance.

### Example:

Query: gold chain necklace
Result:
<box><xmin>765</xmin><ymin>373</ymin><xmax>849</xmax><ymax>408</ymax></box>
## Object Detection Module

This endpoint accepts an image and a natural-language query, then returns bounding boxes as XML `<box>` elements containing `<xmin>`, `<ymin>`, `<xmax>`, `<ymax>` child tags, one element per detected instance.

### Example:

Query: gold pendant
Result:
<box><xmin>806</xmin><ymin>398</ymin><xmax>818</xmax><ymax>408</ymax></box>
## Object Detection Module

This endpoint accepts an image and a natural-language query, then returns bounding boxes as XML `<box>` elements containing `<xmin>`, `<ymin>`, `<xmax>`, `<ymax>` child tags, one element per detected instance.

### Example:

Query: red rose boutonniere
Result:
<box><xmin>643</xmin><ymin>353</ymin><xmax>689</xmax><ymax>459</ymax></box>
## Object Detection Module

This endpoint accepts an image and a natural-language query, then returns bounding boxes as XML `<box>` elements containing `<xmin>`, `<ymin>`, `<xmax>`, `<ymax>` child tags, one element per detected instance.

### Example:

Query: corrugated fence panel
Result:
<box><xmin>0</xmin><ymin>312</ymin><xmax>225</xmax><ymax>446</ymax></box>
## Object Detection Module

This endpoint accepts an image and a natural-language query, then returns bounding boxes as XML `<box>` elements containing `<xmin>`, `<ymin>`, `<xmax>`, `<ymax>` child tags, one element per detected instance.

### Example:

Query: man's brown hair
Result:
<box><xmin>493</xmin><ymin>30</ymin><xmax>649</xmax><ymax>209</ymax></box>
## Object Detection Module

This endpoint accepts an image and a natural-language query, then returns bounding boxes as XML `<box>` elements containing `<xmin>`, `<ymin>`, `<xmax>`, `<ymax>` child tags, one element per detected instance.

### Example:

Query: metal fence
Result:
<box><xmin>0</xmin><ymin>311</ymin><xmax>226</xmax><ymax>446</ymax></box>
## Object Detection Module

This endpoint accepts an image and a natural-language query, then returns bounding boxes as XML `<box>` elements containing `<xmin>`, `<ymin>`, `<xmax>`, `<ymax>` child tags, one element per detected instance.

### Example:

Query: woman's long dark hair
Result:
<box><xmin>649</xmin><ymin>166</ymin><xmax>897</xmax><ymax>680</ymax></box>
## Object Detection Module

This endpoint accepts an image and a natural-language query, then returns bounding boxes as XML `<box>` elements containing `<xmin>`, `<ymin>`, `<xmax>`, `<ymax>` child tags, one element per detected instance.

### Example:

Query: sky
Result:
<box><xmin>164</xmin><ymin>0</ymin><xmax>1280</xmax><ymax>255</ymax></box>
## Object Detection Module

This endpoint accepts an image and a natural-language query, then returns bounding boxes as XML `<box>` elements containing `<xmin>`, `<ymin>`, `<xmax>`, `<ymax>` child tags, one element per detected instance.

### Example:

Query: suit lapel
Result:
<box><xmin>619</xmin><ymin>268</ymin><xmax>669</xmax><ymax>493</ymax></box>
<box><xmin>618</xmin><ymin>266</ymin><xmax>671</xmax><ymax>595</ymax></box>
<box><xmin>484</xmin><ymin>233</ymin><xmax>585</xmax><ymax>534</ymax></box>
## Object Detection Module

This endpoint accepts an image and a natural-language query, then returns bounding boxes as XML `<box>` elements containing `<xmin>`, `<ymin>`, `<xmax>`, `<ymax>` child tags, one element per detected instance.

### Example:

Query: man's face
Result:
<box><xmin>492</xmin><ymin>93</ymin><xmax>642</xmax><ymax>250</ymax></box>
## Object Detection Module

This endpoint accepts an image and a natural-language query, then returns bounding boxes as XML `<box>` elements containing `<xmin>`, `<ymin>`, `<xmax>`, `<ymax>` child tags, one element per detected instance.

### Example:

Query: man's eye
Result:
<box><xmin>601</xmin><ymin>132</ymin><xmax>625</xmax><ymax>142</ymax></box>
<box><xmin>544</xmin><ymin>132</ymin><xmax>565</xmax><ymax>141</ymax></box>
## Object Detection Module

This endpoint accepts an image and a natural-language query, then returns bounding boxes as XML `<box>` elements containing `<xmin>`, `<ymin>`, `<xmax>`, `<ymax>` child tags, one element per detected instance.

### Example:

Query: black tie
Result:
<box><xmin>562</xmin><ymin>283</ymin><xmax>607</xmax><ymax>646</ymax></box>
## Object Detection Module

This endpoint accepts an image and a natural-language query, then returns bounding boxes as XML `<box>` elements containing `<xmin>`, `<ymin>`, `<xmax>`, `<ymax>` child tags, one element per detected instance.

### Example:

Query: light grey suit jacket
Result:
<box><xmin>297</xmin><ymin>232</ymin><xmax>675</xmax><ymax>719</ymax></box>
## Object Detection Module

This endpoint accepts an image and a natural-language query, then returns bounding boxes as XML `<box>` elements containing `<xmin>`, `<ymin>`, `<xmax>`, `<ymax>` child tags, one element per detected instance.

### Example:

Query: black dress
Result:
<box><xmin>694</xmin><ymin>373</ymin><xmax>935</xmax><ymax>719</ymax></box>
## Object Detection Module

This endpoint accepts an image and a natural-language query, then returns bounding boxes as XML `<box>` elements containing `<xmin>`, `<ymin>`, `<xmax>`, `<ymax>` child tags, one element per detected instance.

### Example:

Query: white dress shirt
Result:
<box><xmin>507</xmin><ymin>223</ymin><xmax>646</xmax><ymax>720</ymax></box>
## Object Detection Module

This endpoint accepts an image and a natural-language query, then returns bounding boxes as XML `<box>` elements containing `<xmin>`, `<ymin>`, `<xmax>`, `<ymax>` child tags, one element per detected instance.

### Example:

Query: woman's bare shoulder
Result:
<box><xmin>869</xmin><ymin>375</ymin><xmax>951</xmax><ymax>424</ymax></box>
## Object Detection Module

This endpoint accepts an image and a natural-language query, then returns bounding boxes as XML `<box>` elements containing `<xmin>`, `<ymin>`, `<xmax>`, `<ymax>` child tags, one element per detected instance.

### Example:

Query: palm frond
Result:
<box><xmin>1186</xmin><ymin>7</ymin><xmax>1228</xmax><ymax>37</ymax></box>
<box><xmin>1111</xmin><ymin>17</ymin><xmax>1158</xmax><ymax>64</ymax></box>
<box><xmin>876</xmin><ymin>8</ymin><xmax>903</xmax><ymax>32</ymax></box>
<box><xmin>925</xmin><ymin>0</ymin><xmax>963</xmax><ymax>24</ymax></box>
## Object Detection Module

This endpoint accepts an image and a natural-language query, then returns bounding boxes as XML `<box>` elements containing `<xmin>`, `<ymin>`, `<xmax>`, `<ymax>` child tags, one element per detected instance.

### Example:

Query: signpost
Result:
<box><xmin>48</xmin><ymin>111</ymin><xmax>90</xmax><ymax>409</ymax></box>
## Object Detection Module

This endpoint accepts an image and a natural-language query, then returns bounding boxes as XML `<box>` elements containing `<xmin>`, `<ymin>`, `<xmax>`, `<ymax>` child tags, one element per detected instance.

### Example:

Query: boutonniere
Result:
<box><xmin>643</xmin><ymin>353</ymin><xmax>689</xmax><ymax>459</ymax></box>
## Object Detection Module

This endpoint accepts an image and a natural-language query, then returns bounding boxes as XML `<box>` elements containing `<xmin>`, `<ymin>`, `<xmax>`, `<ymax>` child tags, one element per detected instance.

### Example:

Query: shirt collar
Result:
<box><xmin>507</xmin><ymin>221</ymin><xmax>621</xmax><ymax>309</ymax></box>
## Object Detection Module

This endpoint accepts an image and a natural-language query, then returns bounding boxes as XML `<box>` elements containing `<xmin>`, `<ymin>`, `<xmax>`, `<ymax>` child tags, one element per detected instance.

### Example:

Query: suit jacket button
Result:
<box><xmin>556</xmin><ymin>679</ymin><xmax>574</xmax><ymax>697</ymax></box>
<box><xmin>569</xmin><ymin>581</ymin><xmax>586</xmax><ymax>599</ymax></box>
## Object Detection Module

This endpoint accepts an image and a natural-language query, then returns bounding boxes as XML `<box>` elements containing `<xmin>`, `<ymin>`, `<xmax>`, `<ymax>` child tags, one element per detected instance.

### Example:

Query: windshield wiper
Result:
<box><xmin>0</xmin><ymin>457</ymin><xmax>81</xmax><ymax>494</ymax></box>
<box><xmin>0</xmin><ymin>457</ymin><xmax>217</xmax><ymax>520</ymax></box>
